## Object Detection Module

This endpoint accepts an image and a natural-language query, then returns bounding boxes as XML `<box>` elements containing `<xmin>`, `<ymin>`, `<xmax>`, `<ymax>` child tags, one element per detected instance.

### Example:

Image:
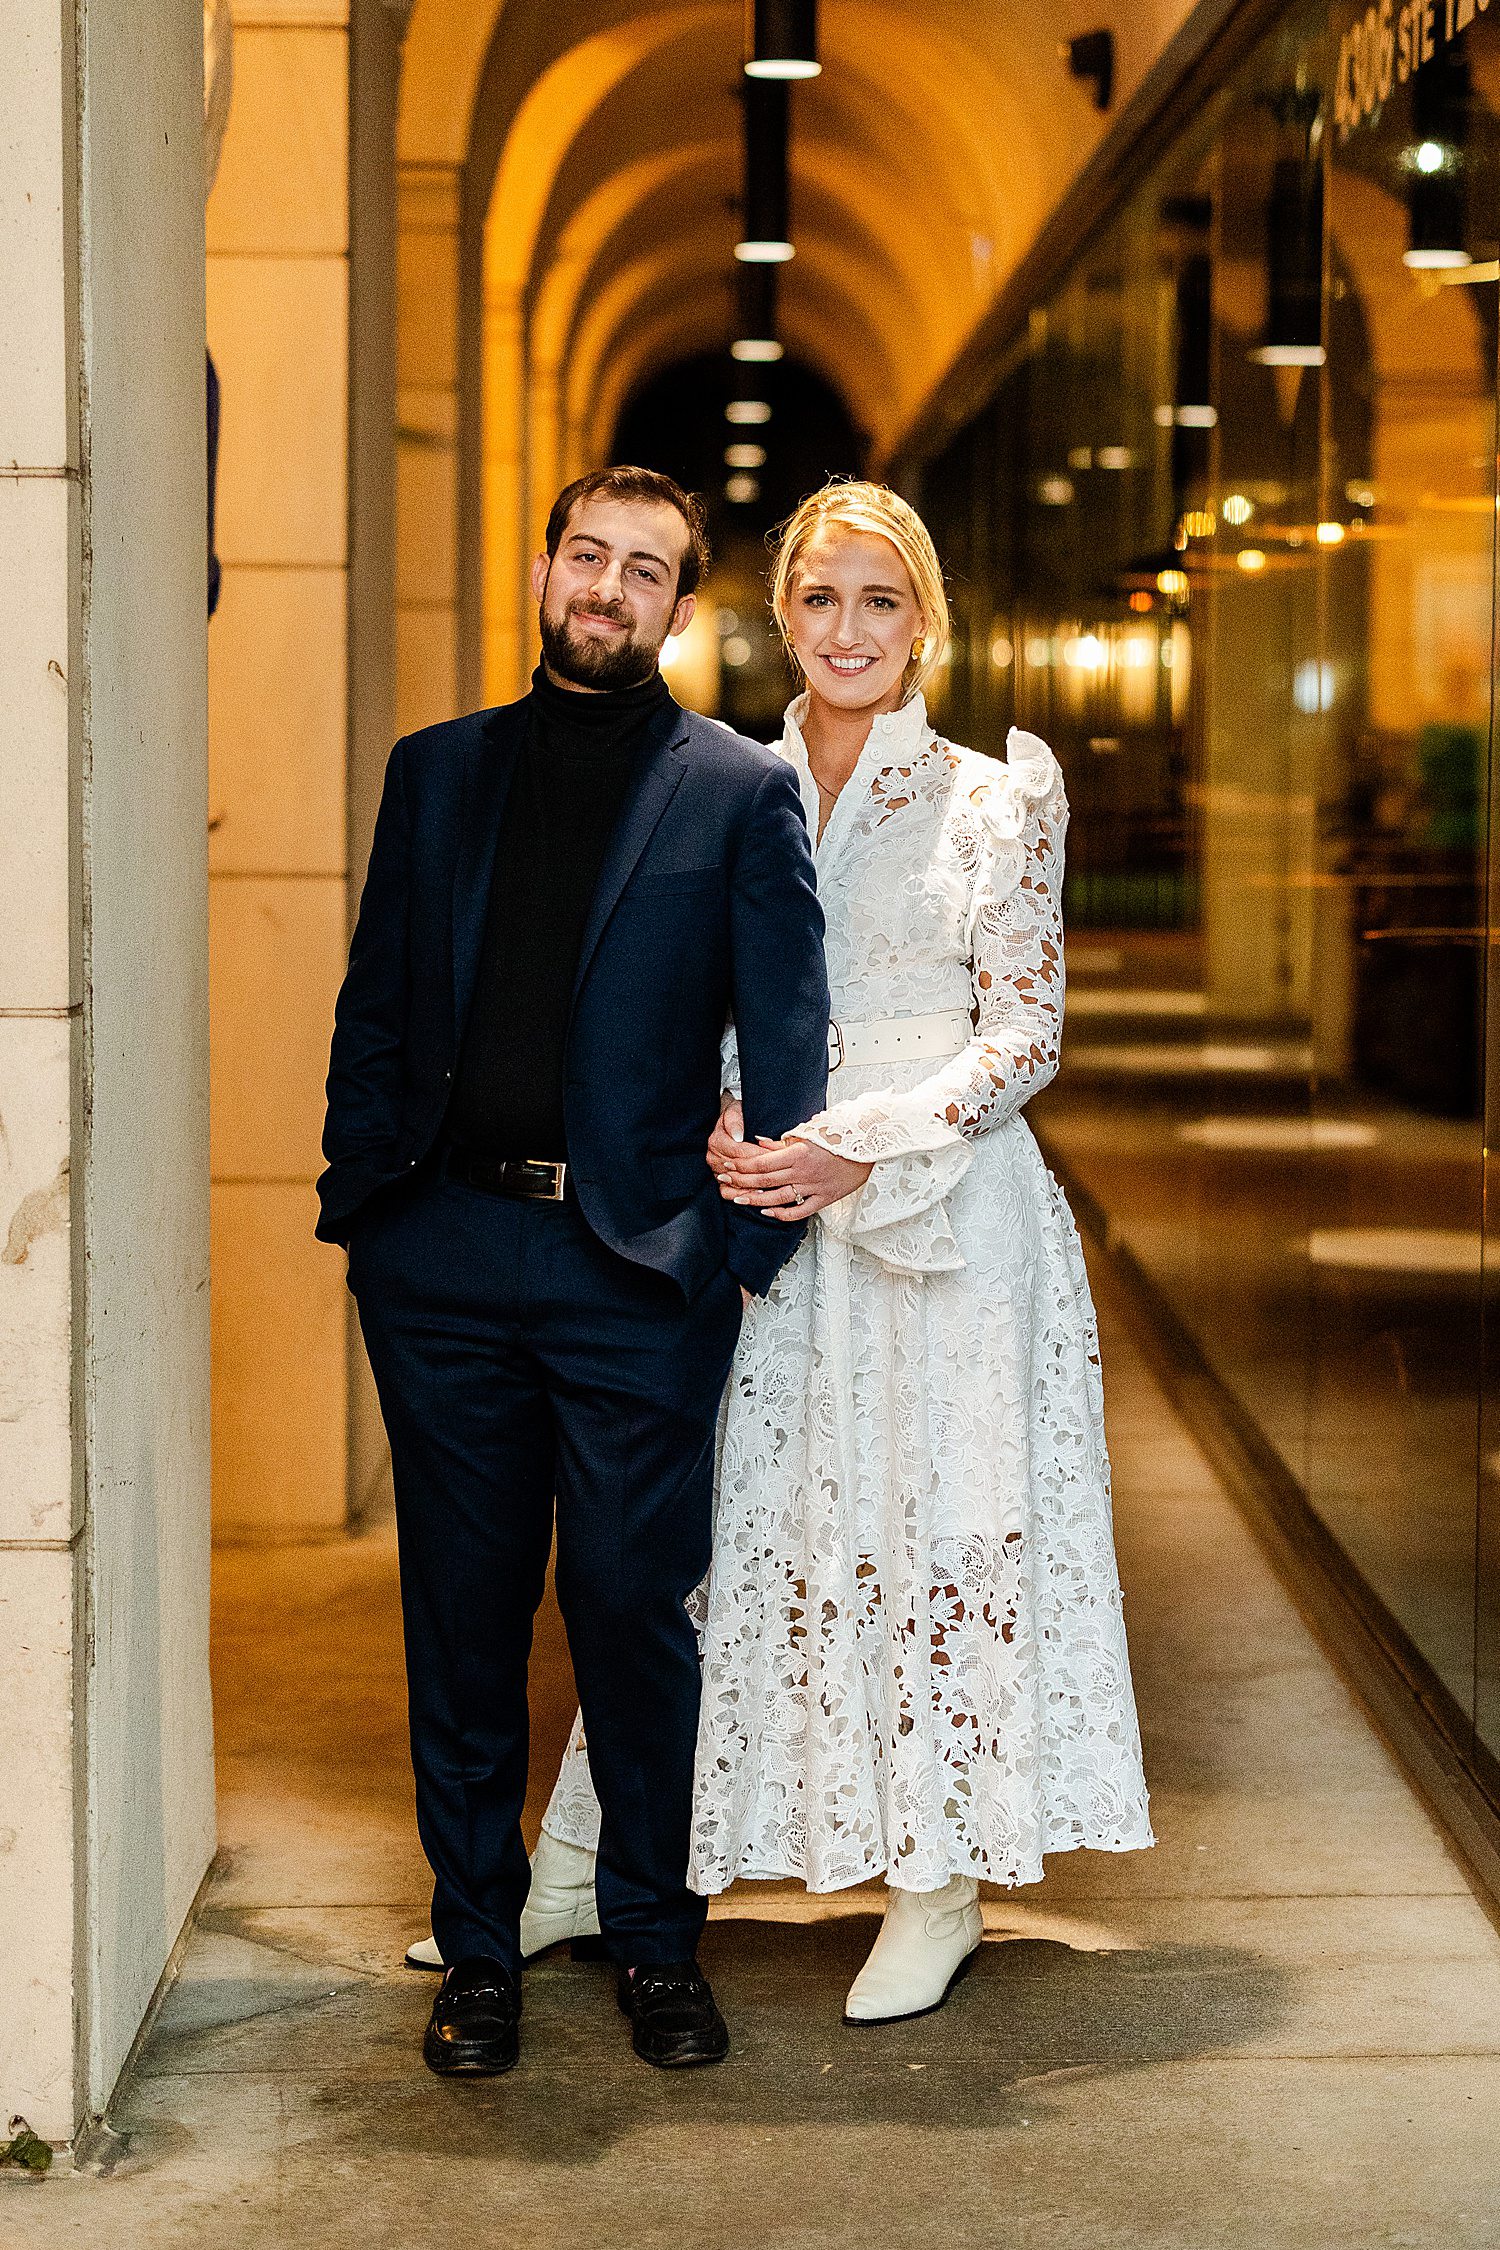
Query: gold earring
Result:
<box><xmin>911</xmin><ymin>638</ymin><xmax>925</xmax><ymax>662</ymax></box>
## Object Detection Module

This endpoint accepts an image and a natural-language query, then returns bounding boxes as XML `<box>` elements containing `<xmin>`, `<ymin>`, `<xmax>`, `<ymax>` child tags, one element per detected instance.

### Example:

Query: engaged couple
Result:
<box><xmin>317</xmin><ymin>464</ymin><xmax>1152</xmax><ymax>2078</ymax></box>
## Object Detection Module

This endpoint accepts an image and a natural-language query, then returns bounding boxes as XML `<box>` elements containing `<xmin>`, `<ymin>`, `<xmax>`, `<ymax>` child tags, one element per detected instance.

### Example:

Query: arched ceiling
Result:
<box><xmin>396</xmin><ymin>0</ymin><xmax>1198</xmax><ymax>695</ymax></box>
<box><xmin>401</xmin><ymin>0</ymin><xmax>1198</xmax><ymax>456</ymax></box>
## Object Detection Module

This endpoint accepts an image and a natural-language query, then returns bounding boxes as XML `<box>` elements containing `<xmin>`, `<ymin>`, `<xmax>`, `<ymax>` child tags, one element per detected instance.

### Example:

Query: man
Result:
<box><xmin>317</xmin><ymin>467</ymin><xmax>829</xmax><ymax>2077</ymax></box>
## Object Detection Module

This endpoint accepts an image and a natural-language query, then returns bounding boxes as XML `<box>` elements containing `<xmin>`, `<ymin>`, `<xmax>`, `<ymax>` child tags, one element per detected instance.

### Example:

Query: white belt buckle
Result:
<box><xmin>828</xmin><ymin>1019</ymin><xmax>846</xmax><ymax>1073</ymax></box>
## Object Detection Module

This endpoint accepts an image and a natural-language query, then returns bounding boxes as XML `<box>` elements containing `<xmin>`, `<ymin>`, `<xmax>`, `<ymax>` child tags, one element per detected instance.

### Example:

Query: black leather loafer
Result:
<box><xmin>423</xmin><ymin>1956</ymin><xmax>520</xmax><ymax>2077</ymax></box>
<box><xmin>617</xmin><ymin>1960</ymin><xmax>729</xmax><ymax>2069</ymax></box>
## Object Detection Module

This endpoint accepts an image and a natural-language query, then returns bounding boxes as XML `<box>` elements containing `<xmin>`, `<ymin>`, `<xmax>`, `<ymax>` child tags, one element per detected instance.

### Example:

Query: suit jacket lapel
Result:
<box><xmin>571</xmin><ymin>698</ymin><xmax>691</xmax><ymax>1001</ymax></box>
<box><xmin>451</xmin><ymin>703</ymin><xmax>523</xmax><ymax>1040</ymax></box>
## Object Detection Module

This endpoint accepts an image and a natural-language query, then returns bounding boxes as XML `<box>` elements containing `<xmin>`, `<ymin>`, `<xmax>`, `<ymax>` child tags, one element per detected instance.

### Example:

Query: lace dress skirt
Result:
<box><xmin>544</xmin><ymin>1099</ymin><xmax>1154</xmax><ymax>1894</ymax></box>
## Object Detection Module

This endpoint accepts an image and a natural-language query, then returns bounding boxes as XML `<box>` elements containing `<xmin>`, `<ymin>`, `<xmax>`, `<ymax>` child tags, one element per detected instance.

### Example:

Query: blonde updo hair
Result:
<box><xmin>768</xmin><ymin>480</ymin><xmax>951</xmax><ymax>702</ymax></box>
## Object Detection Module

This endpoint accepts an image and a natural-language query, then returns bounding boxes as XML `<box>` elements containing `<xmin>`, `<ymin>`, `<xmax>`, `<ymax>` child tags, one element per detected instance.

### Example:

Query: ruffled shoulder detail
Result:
<box><xmin>957</xmin><ymin>727</ymin><xmax>1065</xmax><ymax>848</ymax></box>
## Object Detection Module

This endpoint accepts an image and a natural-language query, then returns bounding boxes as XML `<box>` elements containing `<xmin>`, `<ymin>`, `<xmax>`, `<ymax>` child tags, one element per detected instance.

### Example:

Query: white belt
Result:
<box><xmin>828</xmin><ymin>1010</ymin><xmax>969</xmax><ymax>1072</ymax></box>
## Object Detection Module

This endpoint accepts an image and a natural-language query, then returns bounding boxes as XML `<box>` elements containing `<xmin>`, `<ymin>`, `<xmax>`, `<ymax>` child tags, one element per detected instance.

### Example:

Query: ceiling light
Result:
<box><xmin>745</xmin><ymin>0</ymin><xmax>820</xmax><ymax>79</ymax></box>
<box><xmin>726</xmin><ymin>399</ymin><xmax>771</xmax><ymax>425</ymax></box>
<box><xmin>1253</xmin><ymin>151</ymin><xmax>1324</xmax><ymax>367</ymax></box>
<box><xmin>1156</xmin><ymin>568</ymin><xmax>1188</xmax><ymax>597</ymax></box>
<box><xmin>726</xmin><ymin>473</ymin><xmax>760</xmax><ymax>503</ymax></box>
<box><xmin>1415</xmin><ymin>139</ymin><xmax>1446</xmax><ymax>172</ymax></box>
<box><xmin>725</xmin><ymin>442</ymin><xmax>766</xmax><ymax>468</ymax></box>
<box><xmin>737</xmin><ymin>79</ymin><xmax>794</xmax><ymax>263</ymax></box>
<box><xmin>1315</xmin><ymin>520</ymin><xmax>1345</xmax><ymax>544</ymax></box>
<box><xmin>1222</xmin><ymin>493</ymin><xmax>1253</xmax><ymax>525</ymax></box>
<box><xmin>732</xmin><ymin>261</ymin><xmax>783</xmax><ymax>363</ymax></box>
<box><xmin>1237</xmin><ymin>548</ymin><xmax>1267</xmax><ymax>572</ymax></box>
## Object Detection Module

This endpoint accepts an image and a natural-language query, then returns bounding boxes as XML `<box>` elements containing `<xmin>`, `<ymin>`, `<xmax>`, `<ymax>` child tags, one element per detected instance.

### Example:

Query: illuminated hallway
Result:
<box><xmin>10</xmin><ymin>1285</ymin><xmax>1500</xmax><ymax>2247</ymax></box>
<box><xmin>10</xmin><ymin>0</ymin><xmax>1500</xmax><ymax>2200</ymax></box>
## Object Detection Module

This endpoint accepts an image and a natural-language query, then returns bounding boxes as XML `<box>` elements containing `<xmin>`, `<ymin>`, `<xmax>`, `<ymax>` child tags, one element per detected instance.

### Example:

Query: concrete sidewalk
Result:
<box><xmin>8</xmin><ymin>1289</ymin><xmax>1500</xmax><ymax>2248</ymax></box>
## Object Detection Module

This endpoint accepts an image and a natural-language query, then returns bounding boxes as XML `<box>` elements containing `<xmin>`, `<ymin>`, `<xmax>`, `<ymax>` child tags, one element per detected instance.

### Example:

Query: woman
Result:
<box><xmin>411</xmin><ymin>481</ymin><xmax>1153</xmax><ymax>2021</ymax></box>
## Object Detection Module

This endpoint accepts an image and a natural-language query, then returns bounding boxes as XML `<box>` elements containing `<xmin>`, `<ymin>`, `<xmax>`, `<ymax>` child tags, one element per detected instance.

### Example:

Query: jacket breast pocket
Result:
<box><xmin>625</xmin><ymin>866</ymin><xmax>725</xmax><ymax>900</ymax></box>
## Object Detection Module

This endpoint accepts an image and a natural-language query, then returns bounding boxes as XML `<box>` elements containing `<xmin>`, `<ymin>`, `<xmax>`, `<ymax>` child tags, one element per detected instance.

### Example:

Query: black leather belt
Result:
<box><xmin>443</xmin><ymin>1150</ymin><xmax>568</xmax><ymax>1202</ymax></box>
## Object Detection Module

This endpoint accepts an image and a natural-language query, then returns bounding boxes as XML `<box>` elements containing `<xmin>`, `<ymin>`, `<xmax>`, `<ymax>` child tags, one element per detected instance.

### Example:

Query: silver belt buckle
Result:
<box><xmin>827</xmin><ymin>1019</ymin><xmax>846</xmax><ymax>1072</ymax></box>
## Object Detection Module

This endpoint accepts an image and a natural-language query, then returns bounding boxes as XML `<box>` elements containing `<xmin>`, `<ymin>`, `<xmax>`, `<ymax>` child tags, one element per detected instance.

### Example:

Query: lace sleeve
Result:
<box><xmin>795</xmin><ymin>769</ymin><xmax>1067</xmax><ymax>1169</ymax></box>
<box><xmin>720</xmin><ymin>1020</ymin><xmax>742</xmax><ymax>1100</ymax></box>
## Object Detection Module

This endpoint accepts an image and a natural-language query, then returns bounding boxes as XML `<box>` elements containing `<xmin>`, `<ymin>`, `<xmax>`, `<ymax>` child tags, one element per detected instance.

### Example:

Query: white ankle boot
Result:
<box><xmin>843</xmin><ymin>1875</ymin><xmax>983</xmax><ymax>2024</ymax></box>
<box><xmin>519</xmin><ymin>1831</ymin><xmax>601</xmax><ymax>1959</ymax></box>
<box><xmin>403</xmin><ymin>1831</ymin><xmax>601</xmax><ymax>1973</ymax></box>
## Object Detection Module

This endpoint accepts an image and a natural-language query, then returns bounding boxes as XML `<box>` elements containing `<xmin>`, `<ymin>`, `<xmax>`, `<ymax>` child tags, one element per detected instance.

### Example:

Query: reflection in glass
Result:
<box><xmin>919</xmin><ymin>0</ymin><xmax>1500</xmax><ymax>1785</ymax></box>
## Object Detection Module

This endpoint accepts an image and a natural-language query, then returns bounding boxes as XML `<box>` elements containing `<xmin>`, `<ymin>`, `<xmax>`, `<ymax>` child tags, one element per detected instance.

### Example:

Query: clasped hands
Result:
<box><xmin>707</xmin><ymin>1100</ymin><xmax>872</xmax><ymax>1221</ymax></box>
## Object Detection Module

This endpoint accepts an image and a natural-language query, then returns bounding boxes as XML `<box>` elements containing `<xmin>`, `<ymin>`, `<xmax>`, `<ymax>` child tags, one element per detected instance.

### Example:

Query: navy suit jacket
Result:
<box><xmin>316</xmin><ymin>689</ymin><xmax>830</xmax><ymax>1299</ymax></box>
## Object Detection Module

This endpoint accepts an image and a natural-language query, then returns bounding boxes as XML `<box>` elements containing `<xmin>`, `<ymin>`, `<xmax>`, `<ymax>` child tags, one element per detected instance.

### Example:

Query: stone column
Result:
<box><xmin>205</xmin><ymin>0</ymin><xmax>354</xmax><ymax>1539</ymax></box>
<box><xmin>395</xmin><ymin>159</ymin><xmax>463</xmax><ymax>736</ymax></box>
<box><xmin>0</xmin><ymin>0</ymin><xmax>213</xmax><ymax>2143</ymax></box>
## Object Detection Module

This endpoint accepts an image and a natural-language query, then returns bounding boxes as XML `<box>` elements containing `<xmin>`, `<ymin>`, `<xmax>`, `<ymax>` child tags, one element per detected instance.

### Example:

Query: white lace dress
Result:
<box><xmin>544</xmin><ymin>691</ymin><xmax>1153</xmax><ymax>1892</ymax></box>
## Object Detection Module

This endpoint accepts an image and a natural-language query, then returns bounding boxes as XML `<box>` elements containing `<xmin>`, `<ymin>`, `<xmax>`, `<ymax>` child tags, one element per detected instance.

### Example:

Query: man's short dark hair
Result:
<box><xmin>545</xmin><ymin>467</ymin><xmax>711</xmax><ymax>599</ymax></box>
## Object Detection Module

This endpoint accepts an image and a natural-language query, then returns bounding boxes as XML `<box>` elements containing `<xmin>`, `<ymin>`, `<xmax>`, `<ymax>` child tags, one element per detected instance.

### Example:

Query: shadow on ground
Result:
<box><xmin>117</xmin><ymin>1905</ymin><xmax>1289</xmax><ymax>2175</ymax></box>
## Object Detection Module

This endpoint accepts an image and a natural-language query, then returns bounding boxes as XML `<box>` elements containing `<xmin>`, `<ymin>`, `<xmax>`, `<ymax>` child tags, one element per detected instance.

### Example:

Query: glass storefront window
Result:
<box><xmin>920</xmin><ymin>0</ymin><xmax>1500</xmax><ymax>1782</ymax></box>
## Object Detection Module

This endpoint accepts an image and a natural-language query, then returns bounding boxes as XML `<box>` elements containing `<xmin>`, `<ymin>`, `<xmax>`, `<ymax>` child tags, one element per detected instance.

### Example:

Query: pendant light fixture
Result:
<box><xmin>1250</xmin><ymin>151</ymin><xmax>1326</xmax><ymax>366</ymax></box>
<box><xmin>1404</xmin><ymin>45</ymin><xmax>1471</xmax><ymax>270</ymax></box>
<box><xmin>736</xmin><ymin>78</ymin><xmax>794</xmax><ymax>262</ymax></box>
<box><xmin>733</xmin><ymin>261</ymin><xmax>784</xmax><ymax>361</ymax></box>
<box><xmin>745</xmin><ymin>0</ymin><xmax>820</xmax><ymax>78</ymax></box>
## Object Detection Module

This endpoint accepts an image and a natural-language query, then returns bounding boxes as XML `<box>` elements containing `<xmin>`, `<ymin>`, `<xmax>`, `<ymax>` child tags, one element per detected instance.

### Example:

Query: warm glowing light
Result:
<box><xmin>1127</xmin><ymin>590</ymin><xmax>1153</xmax><ymax>613</ymax></box>
<box><xmin>1315</xmin><ymin>520</ymin><xmax>1345</xmax><ymax>545</ymax></box>
<box><xmin>1155</xmin><ymin>569</ymin><xmax>1188</xmax><ymax>598</ymax></box>
<box><xmin>1250</xmin><ymin>343</ymin><xmax>1325</xmax><ymax>366</ymax></box>
<box><xmin>1293</xmin><ymin>659</ymin><xmax>1335</xmax><ymax>714</ymax></box>
<box><xmin>1307</xmin><ymin>1228</ymin><xmax>1480</xmax><ymax>1275</ymax></box>
<box><xmin>1415</xmin><ymin>140</ymin><xmax>1446</xmax><ymax>172</ymax></box>
<box><xmin>1068</xmin><ymin>446</ymin><xmax>1092</xmax><ymax>470</ymax></box>
<box><xmin>745</xmin><ymin>58</ymin><xmax>821</xmax><ymax>78</ymax></box>
<box><xmin>1153</xmin><ymin>404</ymin><xmax>1175</xmax><ymax>428</ymax></box>
<box><xmin>1178</xmin><ymin>1117</ymin><xmax>1379</xmax><ymax>1151</ymax></box>
<box><xmin>1064</xmin><ymin>632</ymin><xmax>1107</xmax><ymax>671</ymax></box>
<box><xmin>726</xmin><ymin>400</ymin><xmax>772</xmax><ymax>424</ymax></box>
<box><xmin>660</xmin><ymin>636</ymin><xmax>681</xmax><ymax>666</ymax></box>
<box><xmin>725</xmin><ymin>442</ymin><xmax>767</xmax><ymax>469</ymax></box>
<box><xmin>1038</xmin><ymin>476</ymin><xmax>1075</xmax><ymax>506</ymax></box>
<box><xmin>1122</xmin><ymin>635</ymin><xmax>1153</xmax><ymax>668</ymax></box>
<box><xmin>722</xmin><ymin>635</ymin><xmax>752</xmax><ymax>667</ymax></box>
<box><xmin>1222</xmin><ymin>493</ymin><xmax>1253</xmax><ymax>526</ymax></box>
<box><xmin>989</xmin><ymin>632</ymin><xmax>1014</xmax><ymax>667</ymax></box>
<box><xmin>725</xmin><ymin>473</ymin><xmax>760</xmax><ymax>503</ymax></box>
<box><xmin>1178</xmin><ymin>509</ymin><xmax>1216</xmax><ymax>539</ymax></box>
<box><xmin>1403</xmin><ymin>246</ymin><xmax>1473</xmax><ymax>269</ymax></box>
<box><xmin>1175</xmin><ymin>403</ymin><xmax>1218</xmax><ymax>429</ymax></box>
<box><xmin>1097</xmin><ymin>445</ymin><xmax>1133</xmax><ymax>470</ymax></box>
<box><xmin>735</xmin><ymin>239</ymin><xmax>795</xmax><ymax>263</ymax></box>
<box><xmin>1024</xmin><ymin>636</ymin><xmax>1052</xmax><ymax>666</ymax></box>
<box><xmin>731</xmin><ymin>338</ymin><xmax>783</xmax><ymax>362</ymax></box>
<box><xmin>1237</xmin><ymin>548</ymin><xmax>1267</xmax><ymax>573</ymax></box>
<box><xmin>1345</xmin><ymin>482</ymin><xmax>1376</xmax><ymax>508</ymax></box>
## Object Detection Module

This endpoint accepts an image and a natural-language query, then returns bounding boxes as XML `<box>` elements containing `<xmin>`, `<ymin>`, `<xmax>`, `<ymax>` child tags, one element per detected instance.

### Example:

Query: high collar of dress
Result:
<box><xmin>781</xmin><ymin>688</ymin><xmax>934</xmax><ymax>777</ymax></box>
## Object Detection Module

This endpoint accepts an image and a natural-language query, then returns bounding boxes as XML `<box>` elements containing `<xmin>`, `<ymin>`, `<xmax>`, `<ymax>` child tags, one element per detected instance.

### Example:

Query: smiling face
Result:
<box><xmin>783</xmin><ymin>528</ymin><xmax>925</xmax><ymax>717</ymax></box>
<box><xmin>531</xmin><ymin>496</ymin><xmax>696</xmax><ymax>690</ymax></box>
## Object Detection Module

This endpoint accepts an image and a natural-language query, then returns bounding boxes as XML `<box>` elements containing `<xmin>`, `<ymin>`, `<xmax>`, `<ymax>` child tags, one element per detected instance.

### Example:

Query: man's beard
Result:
<box><xmin>539</xmin><ymin>596</ymin><xmax>663</xmax><ymax>690</ymax></box>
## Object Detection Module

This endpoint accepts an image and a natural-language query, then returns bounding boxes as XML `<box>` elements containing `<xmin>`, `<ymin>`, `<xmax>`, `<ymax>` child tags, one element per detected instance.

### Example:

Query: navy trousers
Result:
<box><xmin>347</xmin><ymin>1171</ymin><xmax>743</xmax><ymax>1975</ymax></box>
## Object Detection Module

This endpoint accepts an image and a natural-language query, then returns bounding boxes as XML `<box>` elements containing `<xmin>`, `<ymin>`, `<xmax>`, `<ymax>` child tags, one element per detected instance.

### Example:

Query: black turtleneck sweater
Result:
<box><xmin>446</xmin><ymin>664</ymin><xmax>671</xmax><ymax>1160</ymax></box>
